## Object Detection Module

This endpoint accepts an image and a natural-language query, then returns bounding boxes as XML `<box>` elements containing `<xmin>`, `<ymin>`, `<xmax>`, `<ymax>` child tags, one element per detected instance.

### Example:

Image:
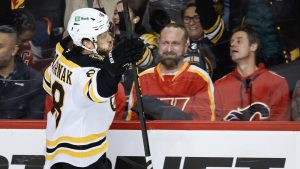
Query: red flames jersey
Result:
<box><xmin>17</xmin><ymin>43</ymin><xmax>33</xmax><ymax>66</ymax></box>
<box><xmin>214</xmin><ymin>64</ymin><xmax>290</xmax><ymax>121</ymax></box>
<box><xmin>127</xmin><ymin>62</ymin><xmax>215</xmax><ymax>121</ymax></box>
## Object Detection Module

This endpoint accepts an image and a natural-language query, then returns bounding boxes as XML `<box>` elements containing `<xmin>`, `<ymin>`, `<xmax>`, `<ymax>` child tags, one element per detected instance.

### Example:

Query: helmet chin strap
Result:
<box><xmin>81</xmin><ymin>41</ymin><xmax>98</xmax><ymax>54</ymax></box>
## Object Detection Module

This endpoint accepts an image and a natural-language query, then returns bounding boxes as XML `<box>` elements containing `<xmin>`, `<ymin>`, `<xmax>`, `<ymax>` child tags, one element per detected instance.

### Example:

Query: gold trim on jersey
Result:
<box><xmin>46</xmin><ymin>140</ymin><xmax>109</xmax><ymax>160</ymax></box>
<box><xmin>43</xmin><ymin>79</ymin><xmax>52</xmax><ymax>96</ymax></box>
<box><xmin>172</xmin><ymin>62</ymin><xmax>189</xmax><ymax>81</ymax></box>
<box><xmin>139</xmin><ymin>68</ymin><xmax>155</xmax><ymax>77</ymax></box>
<box><xmin>137</xmin><ymin>47</ymin><xmax>153</xmax><ymax>68</ymax></box>
<box><xmin>83</xmin><ymin>80</ymin><xmax>90</xmax><ymax>98</ymax></box>
<box><xmin>211</xmin><ymin>20</ymin><xmax>224</xmax><ymax>44</ymax></box>
<box><xmin>47</xmin><ymin>130</ymin><xmax>108</xmax><ymax>147</ymax></box>
<box><xmin>83</xmin><ymin>77</ymin><xmax>106</xmax><ymax>103</ymax></box>
<box><xmin>140</xmin><ymin>33</ymin><xmax>159</xmax><ymax>47</ymax></box>
<box><xmin>89</xmin><ymin>82</ymin><xmax>105</xmax><ymax>103</ymax></box>
<box><xmin>188</xmin><ymin>67</ymin><xmax>216</xmax><ymax>121</ymax></box>
<box><xmin>156</xmin><ymin>64</ymin><xmax>164</xmax><ymax>81</ymax></box>
<box><xmin>56</xmin><ymin>43</ymin><xmax>80</xmax><ymax>68</ymax></box>
<box><xmin>204</xmin><ymin>16</ymin><xmax>224</xmax><ymax>44</ymax></box>
<box><xmin>11</xmin><ymin>0</ymin><xmax>24</xmax><ymax>9</ymax></box>
<box><xmin>205</xmin><ymin>15</ymin><xmax>221</xmax><ymax>34</ymax></box>
<box><xmin>43</xmin><ymin>67</ymin><xmax>52</xmax><ymax>95</ymax></box>
<box><xmin>156</xmin><ymin>62</ymin><xmax>189</xmax><ymax>82</ymax></box>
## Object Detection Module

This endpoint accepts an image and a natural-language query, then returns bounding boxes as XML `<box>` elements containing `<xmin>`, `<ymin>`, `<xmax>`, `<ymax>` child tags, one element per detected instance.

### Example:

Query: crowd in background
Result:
<box><xmin>0</xmin><ymin>0</ymin><xmax>299</xmax><ymax>121</ymax></box>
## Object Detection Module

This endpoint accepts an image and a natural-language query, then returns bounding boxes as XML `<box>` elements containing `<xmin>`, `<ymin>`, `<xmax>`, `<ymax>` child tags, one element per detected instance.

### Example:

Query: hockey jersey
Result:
<box><xmin>43</xmin><ymin>42</ymin><xmax>115</xmax><ymax>168</ymax></box>
<box><xmin>127</xmin><ymin>62</ymin><xmax>216</xmax><ymax>121</ymax></box>
<box><xmin>17</xmin><ymin>42</ymin><xmax>33</xmax><ymax>66</ymax></box>
<box><xmin>214</xmin><ymin>64</ymin><xmax>290</xmax><ymax>121</ymax></box>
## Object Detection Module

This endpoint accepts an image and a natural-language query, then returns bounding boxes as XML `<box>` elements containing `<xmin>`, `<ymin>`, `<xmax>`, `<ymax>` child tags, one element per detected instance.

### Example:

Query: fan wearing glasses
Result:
<box><xmin>182</xmin><ymin>1</ymin><xmax>234</xmax><ymax>81</ymax></box>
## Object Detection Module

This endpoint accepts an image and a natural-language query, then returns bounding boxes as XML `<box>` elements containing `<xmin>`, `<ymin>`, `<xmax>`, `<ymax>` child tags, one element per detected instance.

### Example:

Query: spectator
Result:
<box><xmin>214</xmin><ymin>26</ymin><xmax>290</xmax><ymax>121</ymax></box>
<box><xmin>0</xmin><ymin>25</ymin><xmax>45</xmax><ymax>119</ymax></box>
<box><xmin>112</xmin><ymin>0</ymin><xmax>147</xmax><ymax>41</ymax></box>
<box><xmin>112</xmin><ymin>0</ymin><xmax>158</xmax><ymax>95</ymax></box>
<box><xmin>194</xmin><ymin>0</ymin><xmax>234</xmax><ymax>81</ymax></box>
<box><xmin>11</xmin><ymin>8</ymin><xmax>36</xmax><ymax>66</ymax></box>
<box><xmin>146</xmin><ymin>8</ymin><xmax>172</xmax><ymax>64</ymax></box>
<box><xmin>229</xmin><ymin>0</ymin><xmax>300</xmax><ymax>66</ymax></box>
<box><xmin>127</xmin><ymin>23</ymin><xmax>215</xmax><ymax>121</ymax></box>
<box><xmin>181</xmin><ymin>2</ymin><xmax>217</xmax><ymax>78</ymax></box>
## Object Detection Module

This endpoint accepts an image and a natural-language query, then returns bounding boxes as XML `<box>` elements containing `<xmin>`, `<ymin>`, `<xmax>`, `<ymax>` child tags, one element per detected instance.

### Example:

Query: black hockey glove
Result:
<box><xmin>104</xmin><ymin>37</ymin><xmax>145</xmax><ymax>77</ymax></box>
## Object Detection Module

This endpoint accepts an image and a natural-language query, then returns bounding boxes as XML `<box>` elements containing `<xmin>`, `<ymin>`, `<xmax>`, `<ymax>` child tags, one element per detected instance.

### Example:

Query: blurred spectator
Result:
<box><xmin>142</xmin><ymin>8</ymin><xmax>171</xmax><ymax>67</ymax></box>
<box><xmin>181</xmin><ymin>2</ymin><xmax>217</xmax><ymax>78</ymax></box>
<box><xmin>127</xmin><ymin>23</ymin><xmax>215</xmax><ymax>121</ymax></box>
<box><xmin>25</xmin><ymin>0</ymin><xmax>64</xmax><ymax>60</ymax></box>
<box><xmin>149</xmin><ymin>8</ymin><xmax>171</xmax><ymax>35</ymax></box>
<box><xmin>229</xmin><ymin>0</ymin><xmax>300</xmax><ymax>66</ymax></box>
<box><xmin>40</xmin><ymin>0</ymin><xmax>65</xmax><ymax>46</ymax></box>
<box><xmin>112</xmin><ymin>0</ymin><xmax>158</xmax><ymax>95</ymax></box>
<box><xmin>214</xmin><ymin>26</ymin><xmax>290</xmax><ymax>121</ymax></box>
<box><xmin>195</xmin><ymin>0</ymin><xmax>234</xmax><ymax>81</ymax></box>
<box><xmin>112</xmin><ymin>0</ymin><xmax>147</xmax><ymax>41</ymax></box>
<box><xmin>11</xmin><ymin>8</ymin><xmax>36</xmax><ymax>66</ymax></box>
<box><xmin>269</xmin><ymin>58</ymin><xmax>300</xmax><ymax>94</ymax></box>
<box><xmin>0</xmin><ymin>25</ymin><xmax>45</xmax><ymax>119</ymax></box>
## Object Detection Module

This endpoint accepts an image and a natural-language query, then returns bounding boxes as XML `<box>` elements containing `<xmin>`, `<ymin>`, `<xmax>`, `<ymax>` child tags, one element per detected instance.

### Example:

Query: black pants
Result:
<box><xmin>51</xmin><ymin>154</ymin><xmax>112</xmax><ymax>169</ymax></box>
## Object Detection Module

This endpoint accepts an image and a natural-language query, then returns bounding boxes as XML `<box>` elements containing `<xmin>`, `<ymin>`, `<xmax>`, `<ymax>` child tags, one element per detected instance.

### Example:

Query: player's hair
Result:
<box><xmin>12</xmin><ymin>8</ymin><xmax>36</xmax><ymax>35</ymax></box>
<box><xmin>232</xmin><ymin>26</ymin><xmax>261</xmax><ymax>52</ymax></box>
<box><xmin>161</xmin><ymin>23</ymin><xmax>189</xmax><ymax>41</ymax></box>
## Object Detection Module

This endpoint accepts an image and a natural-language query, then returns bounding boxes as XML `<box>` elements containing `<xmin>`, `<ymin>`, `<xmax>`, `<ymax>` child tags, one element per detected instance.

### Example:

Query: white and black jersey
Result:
<box><xmin>43</xmin><ymin>42</ymin><xmax>115</xmax><ymax>168</ymax></box>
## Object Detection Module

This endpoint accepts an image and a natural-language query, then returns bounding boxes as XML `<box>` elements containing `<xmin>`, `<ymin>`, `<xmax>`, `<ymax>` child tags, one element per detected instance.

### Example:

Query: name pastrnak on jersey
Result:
<box><xmin>43</xmin><ymin>43</ymin><xmax>115</xmax><ymax>168</ymax></box>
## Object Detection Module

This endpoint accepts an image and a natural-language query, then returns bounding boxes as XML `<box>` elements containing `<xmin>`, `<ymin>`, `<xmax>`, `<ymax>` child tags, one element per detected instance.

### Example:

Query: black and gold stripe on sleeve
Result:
<box><xmin>46</xmin><ymin>131</ymin><xmax>108</xmax><ymax>160</ymax></box>
<box><xmin>43</xmin><ymin>67</ymin><xmax>52</xmax><ymax>96</ymax></box>
<box><xmin>204</xmin><ymin>15</ymin><xmax>225</xmax><ymax>44</ymax></box>
<box><xmin>83</xmin><ymin>77</ymin><xmax>106</xmax><ymax>103</ymax></box>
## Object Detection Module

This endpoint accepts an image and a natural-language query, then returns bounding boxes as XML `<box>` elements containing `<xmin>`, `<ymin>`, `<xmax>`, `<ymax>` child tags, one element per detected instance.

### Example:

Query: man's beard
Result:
<box><xmin>159</xmin><ymin>52</ymin><xmax>181</xmax><ymax>70</ymax></box>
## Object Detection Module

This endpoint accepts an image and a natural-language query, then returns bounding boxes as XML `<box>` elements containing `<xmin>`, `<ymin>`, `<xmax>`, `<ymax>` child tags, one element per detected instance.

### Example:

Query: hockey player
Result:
<box><xmin>42</xmin><ymin>8</ymin><xmax>145</xmax><ymax>169</ymax></box>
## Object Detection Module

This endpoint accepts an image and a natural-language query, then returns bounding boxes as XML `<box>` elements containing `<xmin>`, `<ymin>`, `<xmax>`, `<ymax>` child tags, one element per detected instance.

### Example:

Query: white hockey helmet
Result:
<box><xmin>67</xmin><ymin>8</ymin><xmax>110</xmax><ymax>53</ymax></box>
